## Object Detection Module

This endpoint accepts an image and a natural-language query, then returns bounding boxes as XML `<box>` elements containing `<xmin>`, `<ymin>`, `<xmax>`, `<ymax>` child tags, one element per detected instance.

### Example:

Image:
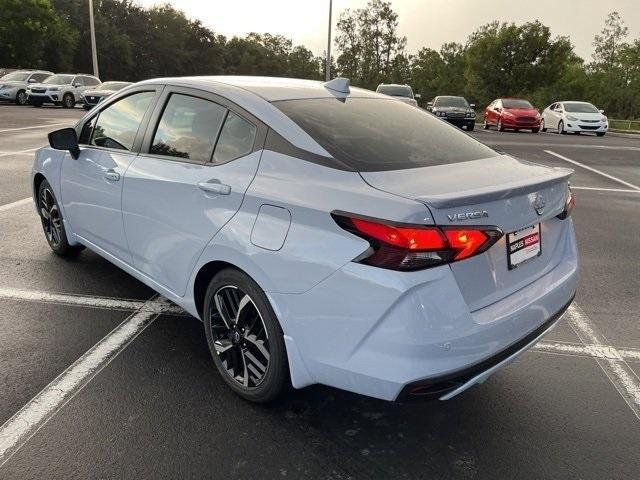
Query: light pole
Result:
<box><xmin>326</xmin><ymin>0</ymin><xmax>332</xmax><ymax>81</ymax></box>
<box><xmin>88</xmin><ymin>0</ymin><xmax>99</xmax><ymax>78</ymax></box>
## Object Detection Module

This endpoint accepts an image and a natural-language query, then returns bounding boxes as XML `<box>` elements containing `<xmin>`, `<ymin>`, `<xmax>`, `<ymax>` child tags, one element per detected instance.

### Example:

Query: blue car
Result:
<box><xmin>32</xmin><ymin>76</ymin><xmax>578</xmax><ymax>403</ymax></box>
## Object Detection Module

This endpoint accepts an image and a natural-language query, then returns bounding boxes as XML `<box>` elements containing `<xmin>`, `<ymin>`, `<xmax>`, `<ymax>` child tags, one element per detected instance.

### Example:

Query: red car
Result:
<box><xmin>483</xmin><ymin>98</ymin><xmax>541</xmax><ymax>133</ymax></box>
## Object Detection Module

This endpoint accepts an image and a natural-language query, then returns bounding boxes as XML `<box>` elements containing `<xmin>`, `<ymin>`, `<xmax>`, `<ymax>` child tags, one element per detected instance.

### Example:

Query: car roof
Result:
<box><xmin>139</xmin><ymin>76</ymin><xmax>380</xmax><ymax>102</ymax></box>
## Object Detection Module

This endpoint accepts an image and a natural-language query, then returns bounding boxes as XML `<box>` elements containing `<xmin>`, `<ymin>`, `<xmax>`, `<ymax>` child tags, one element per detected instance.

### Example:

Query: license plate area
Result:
<box><xmin>507</xmin><ymin>224</ymin><xmax>541</xmax><ymax>270</ymax></box>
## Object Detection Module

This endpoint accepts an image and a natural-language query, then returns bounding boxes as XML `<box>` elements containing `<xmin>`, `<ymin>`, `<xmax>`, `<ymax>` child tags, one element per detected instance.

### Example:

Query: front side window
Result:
<box><xmin>89</xmin><ymin>91</ymin><xmax>154</xmax><ymax>151</ymax></box>
<box><xmin>212</xmin><ymin>111</ymin><xmax>256</xmax><ymax>164</ymax></box>
<box><xmin>274</xmin><ymin>97</ymin><xmax>496</xmax><ymax>171</ymax></box>
<box><xmin>2</xmin><ymin>72</ymin><xmax>30</xmax><ymax>82</ymax></box>
<box><xmin>150</xmin><ymin>94</ymin><xmax>226</xmax><ymax>162</ymax></box>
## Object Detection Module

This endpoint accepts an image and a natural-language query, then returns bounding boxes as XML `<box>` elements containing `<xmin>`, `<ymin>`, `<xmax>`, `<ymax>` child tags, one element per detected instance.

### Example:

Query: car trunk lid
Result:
<box><xmin>360</xmin><ymin>154</ymin><xmax>573</xmax><ymax>311</ymax></box>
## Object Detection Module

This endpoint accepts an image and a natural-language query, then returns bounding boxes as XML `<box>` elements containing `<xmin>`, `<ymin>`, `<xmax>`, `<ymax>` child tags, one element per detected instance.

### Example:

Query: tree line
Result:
<box><xmin>0</xmin><ymin>0</ymin><xmax>638</xmax><ymax>119</ymax></box>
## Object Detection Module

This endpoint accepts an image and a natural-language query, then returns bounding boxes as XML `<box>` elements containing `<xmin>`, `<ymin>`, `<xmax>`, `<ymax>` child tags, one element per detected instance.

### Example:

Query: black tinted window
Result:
<box><xmin>502</xmin><ymin>99</ymin><xmax>533</xmax><ymax>109</ymax></box>
<box><xmin>274</xmin><ymin>98</ymin><xmax>496</xmax><ymax>171</ymax></box>
<box><xmin>84</xmin><ymin>76</ymin><xmax>100</xmax><ymax>86</ymax></box>
<box><xmin>79</xmin><ymin>115</ymin><xmax>97</xmax><ymax>144</ymax></box>
<box><xmin>151</xmin><ymin>94</ymin><xmax>226</xmax><ymax>162</ymax></box>
<box><xmin>212</xmin><ymin>111</ymin><xmax>256</xmax><ymax>164</ymax></box>
<box><xmin>90</xmin><ymin>91</ymin><xmax>154</xmax><ymax>151</ymax></box>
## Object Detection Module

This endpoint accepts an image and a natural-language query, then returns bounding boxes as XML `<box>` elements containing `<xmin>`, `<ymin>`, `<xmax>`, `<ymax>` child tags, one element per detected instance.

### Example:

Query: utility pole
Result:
<box><xmin>326</xmin><ymin>0</ymin><xmax>332</xmax><ymax>81</ymax></box>
<box><xmin>88</xmin><ymin>0</ymin><xmax>99</xmax><ymax>78</ymax></box>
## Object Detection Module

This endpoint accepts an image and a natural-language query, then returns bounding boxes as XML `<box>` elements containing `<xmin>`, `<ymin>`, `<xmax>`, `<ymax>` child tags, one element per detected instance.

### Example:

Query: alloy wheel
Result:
<box><xmin>16</xmin><ymin>91</ymin><xmax>27</xmax><ymax>105</ymax></box>
<box><xmin>39</xmin><ymin>186</ymin><xmax>63</xmax><ymax>247</ymax></box>
<box><xmin>209</xmin><ymin>285</ymin><xmax>270</xmax><ymax>388</ymax></box>
<box><xmin>558</xmin><ymin>120</ymin><xmax>564</xmax><ymax>134</ymax></box>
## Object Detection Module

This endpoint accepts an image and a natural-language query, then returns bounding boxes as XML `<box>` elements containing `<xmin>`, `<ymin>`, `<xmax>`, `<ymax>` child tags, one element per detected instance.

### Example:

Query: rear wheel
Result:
<box><xmin>62</xmin><ymin>93</ymin><xmax>75</xmax><ymax>109</ymax></box>
<box><xmin>15</xmin><ymin>90</ymin><xmax>28</xmax><ymax>105</ymax></box>
<box><xmin>203</xmin><ymin>268</ymin><xmax>289</xmax><ymax>403</ymax></box>
<box><xmin>541</xmin><ymin>118</ymin><xmax>547</xmax><ymax>132</ymax></box>
<box><xmin>37</xmin><ymin>180</ymin><xmax>84</xmax><ymax>257</ymax></box>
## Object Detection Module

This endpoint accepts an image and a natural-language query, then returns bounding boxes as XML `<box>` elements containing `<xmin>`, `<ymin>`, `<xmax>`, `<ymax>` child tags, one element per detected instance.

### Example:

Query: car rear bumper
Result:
<box><xmin>272</xmin><ymin>220</ymin><xmax>578</xmax><ymax>401</ymax></box>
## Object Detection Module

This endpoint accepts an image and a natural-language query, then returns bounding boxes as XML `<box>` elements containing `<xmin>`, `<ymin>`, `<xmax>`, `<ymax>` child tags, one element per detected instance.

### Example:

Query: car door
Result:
<box><xmin>60</xmin><ymin>87</ymin><xmax>161</xmax><ymax>262</ymax></box>
<box><xmin>121</xmin><ymin>87</ymin><xmax>267</xmax><ymax>296</ymax></box>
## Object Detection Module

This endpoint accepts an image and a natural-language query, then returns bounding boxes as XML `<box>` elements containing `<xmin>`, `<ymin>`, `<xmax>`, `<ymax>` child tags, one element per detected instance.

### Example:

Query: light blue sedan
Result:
<box><xmin>32</xmin><ymin>76</ymin><xmax>578</xmax><ymax>403</ymax></box>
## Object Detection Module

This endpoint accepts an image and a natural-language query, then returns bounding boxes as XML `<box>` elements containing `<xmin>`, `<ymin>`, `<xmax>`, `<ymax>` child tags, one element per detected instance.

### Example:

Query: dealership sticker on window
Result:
<box><xmin>507</xmin><ymin>224</ymin><xmax>541</xmax><ymax>269</ymax></box>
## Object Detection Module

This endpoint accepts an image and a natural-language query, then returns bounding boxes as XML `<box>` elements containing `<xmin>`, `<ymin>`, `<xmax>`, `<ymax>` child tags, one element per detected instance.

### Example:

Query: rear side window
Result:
<box><xmin>212</xmin><ymin>111</ymin><xmax>256</xmax><ymax>164</ymax></box>
<box><xmin>274</xmin><ymin>98</ymin><xmax>496</xmax><ymax>171</ymax></box>
<box><xmin>89</xmin><ymin>91</ymin><xmax>154</xmax><ymax>151</ymax></box>
<box><xmin>150</xmin><ymin>94</ymin><xmax>226</xmax><ymax>162</ymax></box>
<box><xmin>83</xmin><ymin>76</ymin><xmax>100</xmax><ymax>86</ymax></box>
<box><xmin>30</xmin><ymin>73</ymin><xmax>50</xmax><ymax>82</ymax></box>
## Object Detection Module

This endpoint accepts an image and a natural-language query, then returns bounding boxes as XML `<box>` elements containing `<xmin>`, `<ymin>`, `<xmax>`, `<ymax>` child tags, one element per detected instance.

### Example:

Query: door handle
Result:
<box><xmin>104</xmin><ymin>169</ymin><xmax>120</xmax><ymax>182</ymax></box>
<box><xmin>198</xmin><ymin>181</ymin><xmax>231</xmax><ymax>195</ymax></box>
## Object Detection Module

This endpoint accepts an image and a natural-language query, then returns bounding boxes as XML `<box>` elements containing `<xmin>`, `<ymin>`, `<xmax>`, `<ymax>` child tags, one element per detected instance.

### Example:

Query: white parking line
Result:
<box><xmin>0</xmin><ymin>147</ymin><xmax>40</xmax><ymax>158</ymax></box>
<box><xmin>0</xmin><ymin>297</ymin><xmax>171</xmax><ymax>467</ymax></box>
<box><xmin>0</xmin><ymin>123</ymin><xmax>69</xmax><ymax>134</ymax></box>
<box><xmin>533</xmin><ymin>340</ymin><xmax>640</xmax><ymax>362</ymax></box>
<box><xmin>544</xmin><ymin>150</ymin><xmax>640</xmax><ymax>191</ymax></box>
<box><xmin>0</xmin><ymin>286</ymin><xmax>146</xmax><ymax>311</ymax></box>
<box><xmin>0</xmin><ymin>197</ymin><xmax>31</xmax><ymax>213</ymax></box>
<box><xmin>570</xmin><ymin>186</ymin><xmax>640</xmax><ymax>194</ymax></box>
<box><xmin>563</xmin><ymin>303</ymin><xmax>640</xmax><ymax>420</ymax></box>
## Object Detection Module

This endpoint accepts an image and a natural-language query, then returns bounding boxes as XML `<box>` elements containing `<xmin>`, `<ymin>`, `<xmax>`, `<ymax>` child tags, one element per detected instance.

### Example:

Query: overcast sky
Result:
<box><xmin>137</xmin><ymin>0</ymin><xmax>640</xmax><ymax>61</ymax></box>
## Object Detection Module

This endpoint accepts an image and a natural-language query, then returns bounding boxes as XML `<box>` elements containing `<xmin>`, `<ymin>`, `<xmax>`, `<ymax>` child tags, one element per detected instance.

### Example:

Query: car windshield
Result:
<box><xmin>434</xmin><ymin>96</ymin><xmax>469</xmax><ymax>108</ymax></box>
<box><xmin>563</xmin><ymin>102</ymin><xmax>599</xmax><ymax>113</ymax></box>
<box><xmin>274</xmin><ymin>97</ymin><xmax>496</xmax><ymax>172</ymax></box>
<box><xmin>97</xmin><ymin>82</ymin><xmax>130</xmax><ymax>91</ymax></box>
<box><xmin>2</xmin><ymin>72</ymin><xmax>30</xmax><ymax>82</ymax></box>
<box><xmin>43</xmin><ymin>75</ymin><xmax>74</xmax><ymax>85</ymax></box>
<box><xmin>377</xmin><ymin>85</ymin><xmax>413</xmax><ymax>98</ymax></box>
<box><xmin>502</xmin><ymin>99</ymin><xmax>533</xmax><ymax>109</ymax></box>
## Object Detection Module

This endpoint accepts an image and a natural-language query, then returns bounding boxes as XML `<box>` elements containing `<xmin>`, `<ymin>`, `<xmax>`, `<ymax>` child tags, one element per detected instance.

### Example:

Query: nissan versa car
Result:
<box><xmin>28</xmin><ymin>73</ymin><xmax>101</xmax><ymax>108</ymax></box>
<box><xmin>541</xmin><ymin>101</ymin><xmax>608</xmax><ymax>136</ymax></box>
<box><xmin>428</xmin><ymin>96</ymin><xmax>476</xmax><ymax>131</ymax></box>
<box><xmin>483</xmin><ymin>98</ymin><xmax>541</xmax><ymax>133</ymax></box>
<box><xmin>82</xmin><ymin>81</ymin><xmax>133</xmax><ymax>110</ymax></box>
<box><xmin>32</xmin><ymin>76</ymin><xmax>578</xmax><ymax>403</ymax></box>
<box><xmin>375</xmin><ymin>83</ymin><xmax>420</xmax><ymax>106</ymax></box>
<box><xmin>0</xmin><ymin>69</ymin><xmax>53</xmax><ymax>105</ymax></box>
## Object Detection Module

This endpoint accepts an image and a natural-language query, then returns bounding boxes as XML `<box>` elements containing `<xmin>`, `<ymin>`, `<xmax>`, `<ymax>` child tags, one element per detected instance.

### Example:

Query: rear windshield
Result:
<box><xmin>502</xmin><ymin>99</ymin><xmax>533</xmax><ymax>109</ymax></box>
<box><xmin>434</xmin><ymin>96</ymin><xmax>469</xmax><ymax>108</ymax></box>
<box><xmin>377</xmin><ymin>85</ymin><xmax>413</xmax><ymax>98</ymax></box>
<box><xmin>274</xmin><ymin>98</ymin><xmax>496</xmax><ymax>171</ymax></box>
<box><xmin>2</xmin><ymin>72</ymin><xmax>29</xmax><ymax>82</ymax></box>
<box><xmin>564</xmin><ymin>102</ymin><xmax>599</xmax><ymax>113</ymax></box>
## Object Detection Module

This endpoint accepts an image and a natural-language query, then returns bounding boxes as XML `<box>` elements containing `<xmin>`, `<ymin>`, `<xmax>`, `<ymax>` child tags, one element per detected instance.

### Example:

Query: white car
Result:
<box><xmin>27</xmin><ymin>73</ymin><xmax>101</xmax><ymax>108</ymax></box>
<box><xmin>375</xmin><ymin>83</ymin><xmax>420</xmax><ymax>106</ymax></box>
<box><xmin>541</xmin><ymin>101</ymin><xmax>608</xmax><ymax>136</ymax></box>
<box><xmin>0</xmin><ymin>70</ymin><xmax>53</xmax><ymax>105</ymax></box>
<box><xmin>33</xmin><ymin>76</ymin><xmax>577</xmax><ymax>403</ymax></box>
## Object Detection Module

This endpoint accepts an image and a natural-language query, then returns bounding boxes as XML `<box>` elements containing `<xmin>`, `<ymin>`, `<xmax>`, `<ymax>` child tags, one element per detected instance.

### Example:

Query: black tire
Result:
<box><xmin>597</xmin><ymin>132</ymin><xmax>606</xmax><ymax>137</ymax></box>
<box><xmin>514</xmin><ymin>128</ymin><xmax>520</xmax><ymax>132</ymax></box>
<box><xmin>15</xmin><ymin>90</ymin><xmax>28</xmax><ymax>106</ymax></box>
<box><xmin>467</xmin><ymin>123</ymin><xmax>475</xmax><ymax>132</ymax></box>
<box><xmin>37</xmin><ymin>180</ymin><xmax>84</xmax><ymax>257</ymax></box>
<box><xmin>62</xmin><ymin>93</ymin><xmax>75</xmax><ymax>109</ymax></box>
<box><xmin>497</xmin><ymin>118</ymin><xmax>505</xmax><ymax>131</ymax></box>
<box><xmin>531</xmin><ymin>128</ymin><xmax>540</xmax><ymax>133</ymax></box>
<box><xmin>558</xmin><ymin>120</ymin><xmax>565</xmax><ymax>134</ymax></box>
<box><xmin>203</xmin><ymin>268</ymin><xmax>289</xmax><ymax>403</ymax></box>
<box><xmin>483</xmin><ymin>117</ymin><xmax>490</xmax><ymax>129</ymax></box>
<box><xmin>541</xmin><ymin>119</ymin><xmax>547</xmax><ymax>132</ymax></box>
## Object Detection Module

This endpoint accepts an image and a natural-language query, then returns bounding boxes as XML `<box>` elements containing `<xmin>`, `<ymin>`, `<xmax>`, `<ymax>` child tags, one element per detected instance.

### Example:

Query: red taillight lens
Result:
<box><xmin>333</xmin><ymin>214</ymin><xmax>502</xmax><ymax>271</ymax></box>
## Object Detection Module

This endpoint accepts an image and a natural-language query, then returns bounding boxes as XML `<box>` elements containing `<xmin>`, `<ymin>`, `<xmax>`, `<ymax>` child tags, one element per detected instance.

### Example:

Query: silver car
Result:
<box><xmin>376</xmin><ymin>83</ymin><xmax>420</xmax><ymax>106</ymax></box>
<box><xmin>0</xmin><ymin>70</ymin><xmax>53</xmax><ymax>105</ymax></box>
<box><xmin>82</xmin><ymin>81</ymin><xmax>133</xmax><ymax>110</ymax></box>
<box><xmin>27</xmin><ymin>73</ymin><xmax>101</xmax><ymax>108</ymax></box>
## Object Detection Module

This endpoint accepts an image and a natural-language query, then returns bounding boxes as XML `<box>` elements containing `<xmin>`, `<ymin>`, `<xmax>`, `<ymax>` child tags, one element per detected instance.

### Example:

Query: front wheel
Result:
<box><xmin>483</xmin><ymin>117</ymin><xmax>490</xmax><ymax>129</ymax></box>
<box><xmin>466</xmin><ymin>123</ymin><xmax>475</xmax><ymax>132</ymax></box>
<box><xmin>497</xmin><ymin>118</ymin><xmax>505</xmax><ymax>131</ymax></box>
<box><xmin>541</xmin><ymin>119</ymin><xmax>547</xmax><ymax>132</ymax></box>
<box><xmin>557</xmin><ymin>120</ymin><xmax>565</xmax><ymax>134</ymax></box>
<box><xmin>531</xmin><ymin>128</ymin><xmax>540</xmax><ymax>133</ymax></box>
<box><xmin>15</xmin><ymin>90</ymin><xmax>28</xmax><ymax>105</ymax></box>
<box><xmin>597</xmin><ymin>132</ymin><xmax>606</xmax><ymax>137</ymax></box>
<box><xmin>203</xmin><ymin>268</ymin><xmax>289</xmax><ymax>403</ymax></box>
<box><xmin>38</xmin><ymin>180</ymin><xmax>84</xmax><ymax>257</ymax></box>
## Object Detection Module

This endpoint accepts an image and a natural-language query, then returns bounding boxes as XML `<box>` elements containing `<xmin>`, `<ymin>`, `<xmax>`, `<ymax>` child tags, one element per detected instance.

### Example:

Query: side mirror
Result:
<box><xmin>495</xmin><ymin>107</ymin><xmax>501</xmax><ymax>112</ymax></box>
<box><xmin>426</xmin><ymin>102</ymin><xmax>433</xmax><ymax>110</ymax></box>
<box><xmin>599</xmin><ymin>109</ymin><xmax>605</xmax><ymax>114</ymax></box>
<box><xmin>414</xmin><ymin>93</ymin><xmax>421</xmax><ymax>99</ymax></box>
<box><xmin>48</xmin><ymin>128</ymin><xmax>80</xmax><ymax>159</ymax></box>
<box><xmin>470</xmin><ymin>103</ymin><xmax>475</xmax><ymax>108</ymax></box>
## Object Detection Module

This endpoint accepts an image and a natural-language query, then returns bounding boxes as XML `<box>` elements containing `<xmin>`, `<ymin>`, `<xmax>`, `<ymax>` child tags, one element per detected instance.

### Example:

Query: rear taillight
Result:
<box><xmin>557</xmin><ymin>188</ymin><xmax>575</xmax><ymax>220</ymax></box>
<box><xmin>333</xmin><ymin>213</ymin><xmax>502</xmax><ymax>271</ymax></box>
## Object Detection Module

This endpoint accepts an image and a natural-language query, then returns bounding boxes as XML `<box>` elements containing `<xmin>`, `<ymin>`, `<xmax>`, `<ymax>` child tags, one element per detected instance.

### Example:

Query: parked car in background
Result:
<box><xmin>483</xmin><ymin>98</ymin><xmax>541</xmax><ymax>133</ymax></box>
<box><xmin>82</xmin><ymin>81</ymin><xmax>133</xmax><ymax>110</ymax></box>
<box><xmin>376</xmin><ymin>83</ymin><xmax>420</xmax><ymax>106</ymax></box>
<box><xmin>427</xmin><ymin>96</ymin><xmax>476</xmax><ymax>131</ymax></box>
<box><xmin>34</xmin><ymin>76</ymin><xmax>577</xmax><ymax>403</ymax></box>
<box><xmin>27</xmin><ymin>73</ymin><xmax>101</xmax><ymax>108</ymax></box>
<box><xmin>0</xmin><ymin>68</ymin><xmax>17</xmax><ymax>79</ymax></box>
<box><xmin>0</xmin><ymin>70</ymin><xmax>53</xmax><ymax>105</ymax></box>
<box><xmin>541</xmin><ymin>101</ymin><xmax>607</xmax><ymax>136</ymax></box>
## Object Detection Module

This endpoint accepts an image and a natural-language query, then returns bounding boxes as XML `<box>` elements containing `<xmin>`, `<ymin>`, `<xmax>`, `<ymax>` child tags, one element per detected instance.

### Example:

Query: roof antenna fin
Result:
<box><xmin>323</xmin><ymin>77</ymin><xmax>350</xmax><ymax>94</ymax></box>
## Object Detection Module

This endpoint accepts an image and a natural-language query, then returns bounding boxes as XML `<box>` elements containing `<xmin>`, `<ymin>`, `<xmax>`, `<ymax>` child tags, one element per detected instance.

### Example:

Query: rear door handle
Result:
<box><xmin>198</xmin><ymin>181</ymin><xmax>231</xmax><ymax>195</ymax></box>
<box><xmin>104</xmin><ymin>169</ymin><xmax>120</xmax><ymax>182</ymax></box>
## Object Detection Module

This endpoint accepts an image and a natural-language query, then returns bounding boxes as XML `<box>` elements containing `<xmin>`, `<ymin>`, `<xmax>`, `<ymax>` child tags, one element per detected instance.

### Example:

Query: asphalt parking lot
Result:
<box><xmin>0</xmin><ymin>104</ymin><xmax>639</xmax><ymax>479</ymax></box>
